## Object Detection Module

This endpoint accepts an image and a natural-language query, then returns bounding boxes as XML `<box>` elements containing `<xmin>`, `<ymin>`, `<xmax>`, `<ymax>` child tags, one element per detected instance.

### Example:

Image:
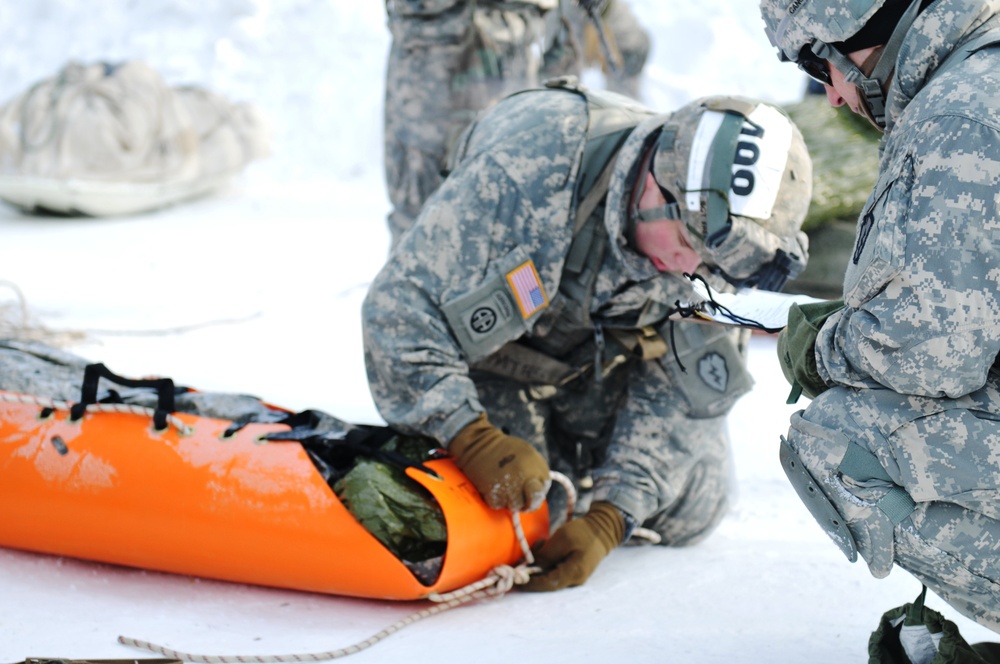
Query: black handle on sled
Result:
<box><xmin>70</xmin><ymin>362</ymin><xmax>176</xmax><ymax>430</ymax></box>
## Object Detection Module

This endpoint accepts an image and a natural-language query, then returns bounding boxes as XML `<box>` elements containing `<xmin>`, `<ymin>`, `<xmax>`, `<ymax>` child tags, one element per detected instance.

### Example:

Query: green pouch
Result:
<box><xmin>777</xmin><ymin>298</ymin><xmax>845</xmax><ymax>403</ymax></box>
<box><xmin>869</xmin><ymin>586</ymin><xmax>1000</xmax><ymax>664</ymax></box>
<box><xmin>657</xmin><ymin>322</ymin><xmax>753</xmax><ymax>419</ymax></box>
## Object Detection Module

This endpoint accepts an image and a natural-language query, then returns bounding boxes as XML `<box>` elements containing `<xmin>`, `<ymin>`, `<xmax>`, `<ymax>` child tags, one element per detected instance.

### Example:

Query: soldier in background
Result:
<box><xmin>542</xmin><ymin>0</ymin><xmax>650</xmax><ymax>100</ymax></box>
<box><xmin>382</xmin><ymin>0</ymin><xmax>650</xmax><ymax>247</ymax></box>
<box><xmin>383</xmin><ymin>0</ymin><xmax>555</xmax><ymax>246</ymax></box>
<box><xmin>762</xmin><ymin>0</ymin><xmax>1000</xmax><ymax>633</ymax></box>
<box><xmin>365</xmin><ymin>81</ymin><xmax>812</xmax><ymax>590</ymax></box>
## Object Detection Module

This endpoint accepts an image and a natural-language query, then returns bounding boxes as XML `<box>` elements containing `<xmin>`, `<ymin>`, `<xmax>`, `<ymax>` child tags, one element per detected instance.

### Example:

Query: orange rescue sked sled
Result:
<box><xmin>0</xmin><ymin>364</ymin><xmax>548</xmax><ymax>600</ymax></box>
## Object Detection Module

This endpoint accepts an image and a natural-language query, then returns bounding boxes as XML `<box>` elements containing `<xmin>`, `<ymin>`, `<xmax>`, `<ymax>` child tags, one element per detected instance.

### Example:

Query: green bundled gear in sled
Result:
<box><xmin>333</xmin><ymin>435</ymin><xmax>447</xmax><ymax>578</ymax></box>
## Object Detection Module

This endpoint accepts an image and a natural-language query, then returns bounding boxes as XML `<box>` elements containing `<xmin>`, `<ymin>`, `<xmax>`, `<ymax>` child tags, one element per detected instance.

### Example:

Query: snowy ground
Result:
<box><xmin>1</xmin><ymin>1</ymin><xmax>997</xmax><ymax>662</ymax></box>
<box><xmin>3</xmin><ymin>175</ymin><xmax>997</xmax><ymax>664</ymax></box>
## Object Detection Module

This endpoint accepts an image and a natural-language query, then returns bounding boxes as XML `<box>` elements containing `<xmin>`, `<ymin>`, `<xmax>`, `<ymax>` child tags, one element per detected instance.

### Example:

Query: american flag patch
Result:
<box><xmin>506</xmin><ymin>260</ymin><xmax>548</xmax><ymax>318</ymax></box>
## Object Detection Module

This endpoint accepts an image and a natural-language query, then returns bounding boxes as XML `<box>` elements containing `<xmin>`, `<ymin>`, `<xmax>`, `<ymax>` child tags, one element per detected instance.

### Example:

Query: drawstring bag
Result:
<box><xmin>869</xmin><ymin>586</ymin><xmax>1000</xmax><ymax>664</ymax></box>
<box><xmin>0</xmin><ymin>60</ymin><xmax>269</xmax><ymax>216</ymax></box>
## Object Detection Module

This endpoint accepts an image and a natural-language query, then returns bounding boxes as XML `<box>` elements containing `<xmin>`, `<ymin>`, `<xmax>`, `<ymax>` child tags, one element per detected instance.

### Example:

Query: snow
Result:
<box><xmin>0</xmin><ymin>1</ymin><xmax>996</xmax><ymax>661</ymax></box>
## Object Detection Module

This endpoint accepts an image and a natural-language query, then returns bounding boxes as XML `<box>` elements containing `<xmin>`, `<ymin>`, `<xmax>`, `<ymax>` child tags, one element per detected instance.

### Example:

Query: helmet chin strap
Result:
<box><xmin>812</xmin><ymin>0</ymin><xmax>922</xmax><ymax>131</ymax></box>
<box><xmin>628</xmin><ymin>144</ymin><xmax>682</xmax><ymax>242</ymax></box>
<box><xmin>853</xmin><ymin>46</ymin><xmax>893</xmax><ymax>128</ymax></box>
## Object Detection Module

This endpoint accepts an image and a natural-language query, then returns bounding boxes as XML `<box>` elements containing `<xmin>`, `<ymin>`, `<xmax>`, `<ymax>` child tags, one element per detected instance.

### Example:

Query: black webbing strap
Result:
<box><xmin>70</xmin><ymin>362</ymin><xmax>176</xmax><ymax>430</ymax></box>
<box><xmin>262</xmin><ymin>417</ymin><xmax>441</xmax><ymax>479</ymax></box>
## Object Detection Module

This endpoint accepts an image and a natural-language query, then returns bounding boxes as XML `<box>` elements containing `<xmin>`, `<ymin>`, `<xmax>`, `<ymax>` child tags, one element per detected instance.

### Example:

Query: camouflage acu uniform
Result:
<box><xmin>774</xmin><ymin>0</ymin><xmax>1000</xmax><ymax>631</ymax></box>
<box><xmin>365</xmin><ymin>83</ymin><xmax>758</xmax><ymax>544</ymax></box>
<box><xmin>383</xmin><ymin>0</ymin><xmax>556</xmax><ymax>245</ymax></box>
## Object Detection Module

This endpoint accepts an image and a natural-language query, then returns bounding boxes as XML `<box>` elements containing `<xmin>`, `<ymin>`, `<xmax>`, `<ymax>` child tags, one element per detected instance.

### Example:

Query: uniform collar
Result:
<box><xmin>886</xmin><ymin>0</ymin><xmax>1000</xmax><ymax>132</ymax></box>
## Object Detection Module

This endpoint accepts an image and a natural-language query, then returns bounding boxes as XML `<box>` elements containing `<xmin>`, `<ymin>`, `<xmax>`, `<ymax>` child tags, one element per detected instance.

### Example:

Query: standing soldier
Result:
<box><xmin>383</xmin><ymin>0</ymin><xmax>557</xmax><ymax>246</ymax></box>
<box><xmin>382</xmin><ymin>0</ymin><xmax>652</xmax><ymax>247</ymax></box>
<box><xmin>364</xmin><ymin>80</ymin><xmax>812</xmax><ymax>590</ymax></box>
<box><xmin>761</xmin><ymin>0</ymin><xmax>1000</xmax><ymax>632</ymax></box>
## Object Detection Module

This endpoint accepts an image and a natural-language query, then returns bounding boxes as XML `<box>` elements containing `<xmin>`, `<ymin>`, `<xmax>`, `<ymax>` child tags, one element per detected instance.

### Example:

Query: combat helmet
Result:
<box><xmin>633</xmin><ymin>95</ymin><xmax>812</xmax><ymax>292</ymax></box>
<box><xmin>760</xmin><ymin>0</ymin><xmax>925</xmax><ymax>129</ymax></box>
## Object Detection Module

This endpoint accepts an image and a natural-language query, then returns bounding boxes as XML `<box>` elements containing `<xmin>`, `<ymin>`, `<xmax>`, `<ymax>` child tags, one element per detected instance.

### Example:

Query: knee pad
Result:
<box><xmin>781</xmin><ymin>410</ymin><xmax>915</xmax><ymax>578</ymax></box>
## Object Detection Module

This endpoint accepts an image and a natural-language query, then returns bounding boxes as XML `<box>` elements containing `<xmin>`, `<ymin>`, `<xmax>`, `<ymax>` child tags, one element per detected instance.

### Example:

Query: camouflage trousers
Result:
<box><xmin>383</xmin><ymin>2</ymin><xmax>549</xmax><ymax>245</ymax></box>
<box><xmin>784</xmin><ymin>383</ymin><xmax>1000</xmax><ymax>633</ymax></box>
<box><xmin>471</xmin><ymin>359</ymin><xmax>732</xmax><ymax>546</ymax></box>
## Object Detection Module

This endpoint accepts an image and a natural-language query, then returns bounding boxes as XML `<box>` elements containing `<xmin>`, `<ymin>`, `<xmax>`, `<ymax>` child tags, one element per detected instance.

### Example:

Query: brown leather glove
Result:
<box><xmin>449</xmin><ymin>413</ymin><xmax>550</xmax><ymax>512</ymax></box>
<box><xmin>520</xmin><ymin>501</ymin><xmax>625</xmax><ymax>592</ymax></box>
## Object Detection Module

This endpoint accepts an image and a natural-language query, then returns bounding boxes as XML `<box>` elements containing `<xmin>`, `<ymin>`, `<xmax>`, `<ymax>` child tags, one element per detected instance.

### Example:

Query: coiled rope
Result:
<box><xmin>118</xmin><ymin>471</ymin><xmax>578</xmax><ymax>663</ymax></box>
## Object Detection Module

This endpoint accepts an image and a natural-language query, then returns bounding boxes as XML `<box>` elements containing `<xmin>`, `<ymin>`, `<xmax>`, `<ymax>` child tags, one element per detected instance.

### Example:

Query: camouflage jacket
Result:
<box><xmin>816</xmin><ymin>0</ymin><xmax>1000</xmax><ymax>398</ymax></box>
<box><xmin>363</xmin><ymin>85</ymin><xmax>746</xmax><ymax>443</ymax></box>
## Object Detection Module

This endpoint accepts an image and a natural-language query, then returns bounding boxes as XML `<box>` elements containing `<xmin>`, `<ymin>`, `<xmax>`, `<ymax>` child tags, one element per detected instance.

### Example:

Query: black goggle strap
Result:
<box><xmin>633</xmin><ymin>129</ymin><xmax>684</xmax><ymax>224</ymax></box>
<box><xmin>630</xmin><ymin>147</ymin><xmax>653</xmax><ymax>222</ymax></box>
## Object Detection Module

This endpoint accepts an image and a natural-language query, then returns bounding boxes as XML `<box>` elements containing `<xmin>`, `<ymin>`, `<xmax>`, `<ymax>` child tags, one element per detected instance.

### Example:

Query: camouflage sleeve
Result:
<box><xmin>362</xmin><ymin>159</ymin><xmax>564</xmax><ymax>445</ymax></box>
<box><xmin>590</xmin><ymin>359</ymin><xmax>730</xmax><ymax>528</ymax></box>
<box><xmin>368</xmin><ymin>86</ymin><xmax>582</xmax><ymax>443</ymax></box>
<box><xmin>815</xmin><ymin>114</ymin><xmax>1000</xmax><ymax>398</ymax></box>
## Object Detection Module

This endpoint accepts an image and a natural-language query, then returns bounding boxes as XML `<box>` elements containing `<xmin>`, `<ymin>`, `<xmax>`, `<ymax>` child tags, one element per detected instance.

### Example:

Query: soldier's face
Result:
<box><xmin>633</xmin><ymin>218</ymin><xmax>701</xmax><ymax>273</ymax></box>
<box><xmin>821</xmin><ymin>46</ymin><xmax>880</xmax><ymax>117</ymax></box>
<box><xmin>633</xmin><ymin>171</ymin><xmax>702</xmax><ymax>273</ymax></box>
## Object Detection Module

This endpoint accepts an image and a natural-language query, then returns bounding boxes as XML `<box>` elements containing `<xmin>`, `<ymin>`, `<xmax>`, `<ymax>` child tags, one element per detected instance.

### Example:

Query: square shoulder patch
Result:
<box><xmin>505</xmin><ymin>259</ymin><xmax>549</xmax><ymax>318</ymax></box>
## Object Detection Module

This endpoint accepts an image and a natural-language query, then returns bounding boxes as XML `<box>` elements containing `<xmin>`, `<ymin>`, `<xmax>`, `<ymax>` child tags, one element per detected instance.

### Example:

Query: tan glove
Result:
<box><xmin>449</xmin><ymin>413</ymin><xmax>550</xmax><ymax>512</ymax></box>
<box><xmin>520</xmin><ymin>501</ymin><xmax>625</xmax><ymax>592</ymax></box>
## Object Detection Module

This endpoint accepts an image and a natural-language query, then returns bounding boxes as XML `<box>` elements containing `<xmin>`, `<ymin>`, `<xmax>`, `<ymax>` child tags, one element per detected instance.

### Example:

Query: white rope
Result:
<box><xmin>0</xmin><ymin>279</ymin><xmax>88</xmax><ymax>346</ymax></box>
<box><xmin>119</xmin><ymin>471</ymin><xmax>579</xmax><ymax>663</ymax></box>
<box><xmin>548</xmin><ymin>470</ymin><xmax>577</xmax><ymax>518</ymax></box>
<box><xmin>0</xmin><ymin>391</ymin><xmax>193</xmax><ymax>436</ymax></box>
<box><xmin>630</xmin><ymin>527</ymin><xmax>663</xmax><ymax>545</ymax></box>
<box><xmin>118</xmin><ymin>588</ymin><xmax>493</xmax><ymax>663</ymax></box>
<box><xmin>119</xmin><ymin>565</ymin><xmax>539</xmax><ymax>662</ymax></box>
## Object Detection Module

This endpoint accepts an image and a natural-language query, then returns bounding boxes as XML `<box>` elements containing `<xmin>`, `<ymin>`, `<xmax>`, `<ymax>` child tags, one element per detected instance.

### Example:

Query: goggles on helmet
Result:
<box><xmin>795</xmin><ymin>45</ymin><xmax>832</xmax><ymax>87</ymax></box>
<box><xmin>704</xmin><ymin>216</ymin><xmax>806</xmax><ymax>291</ymax></box>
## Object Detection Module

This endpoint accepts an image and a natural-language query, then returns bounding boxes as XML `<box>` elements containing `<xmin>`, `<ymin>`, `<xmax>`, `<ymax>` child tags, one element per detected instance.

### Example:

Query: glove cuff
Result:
<box><xmin>448</xmin><ymin>412</ymin><xmax>491</xmax><ymax>457</ymax></box>
<box><xmin>587</xmin><ymin>501</ymin><xmax>627</xmax><ymax>552</ymax></box>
